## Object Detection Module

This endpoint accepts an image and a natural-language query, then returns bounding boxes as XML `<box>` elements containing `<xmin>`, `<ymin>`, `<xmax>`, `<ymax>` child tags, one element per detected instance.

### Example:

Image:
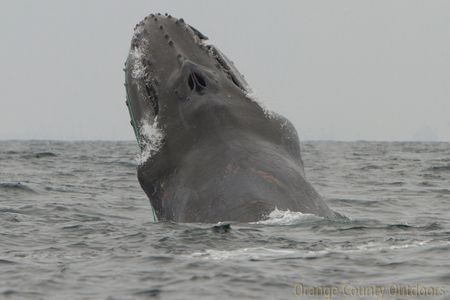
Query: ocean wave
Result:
<box><xmin>114</xmin><ymin>159</ymin><xmax>138</xmax><ymax>167</ymax></box>
<box><xmin>33</xmin><ymin>152</ymin><xmax>57</xmax><ymax>158</ymax></box>
<box><xmin>251</xmin><ymin>208</ymin><xmax>322</xmax><ymax>225</ymax></box>
<box><xmin>187</xmin><ymin>239</ymin><xmax>448</xmax><ymax>262</ymax></box>
<box><xmin>19</xmin><ymin>152</ymin><xmax>57</xmax><ymax>159</ymax></box>
<box><xmin>0</xmin><ymin>182</ymin><xmax>35</xmax><ymax>193</ymax></box>
<box><xmin>426</xmin><ymin>164</ymin><xmax>450</xmax><ymax>172</ymax></box>
<box><xmin>348</xmin><ymin>240</ymin><xmax>435</xmax><ymax>253</ymax></box>
<box><xmin>187</xmin><ymin>247</ymin><xmax>299</xmax><ymax>261</ymax></box>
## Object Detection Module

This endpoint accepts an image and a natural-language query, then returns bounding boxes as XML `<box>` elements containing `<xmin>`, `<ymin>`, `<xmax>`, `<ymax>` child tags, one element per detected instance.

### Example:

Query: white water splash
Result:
<box><xmin>245</xmin><ymin>90</ymin><xmax>275</xmax><ymax>118</ymax></box>
<box><xmin>136</xmin><ymin>119</ymin><xmax>164</xmax><ymax>165</ymax></box>
<box><xmin>188</xmin><ymin>247</ymin><xmax>298</xmax><ymax>261</ymax></box>
<box><xmin>129</xmin><ymin>25</ymin><xmax>148</xmax><ymax>80</ymax></box>
<box><xmin>251</xmin><ymin>208</ymin><xmax>322</xmax><ymax>225</ymax></box>
<box><xmin>129</xmin><ymin>45</ymin><xmax>147</xmax><ymax>80</ymax></box>
<box><xmin>186</xmin><ymin>239</ymin><xmax>446</xmax><ymax>261</ymax></box>
<box><xmin>350</xmin><ymin>240</ymin><xmax>433</xmax><ymax>253</ymax></box>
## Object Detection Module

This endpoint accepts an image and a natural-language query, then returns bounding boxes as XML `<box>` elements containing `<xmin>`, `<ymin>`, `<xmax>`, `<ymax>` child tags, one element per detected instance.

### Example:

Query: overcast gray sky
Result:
<box><xmin>1</xmin><ymin>0</ymin><xmax>449</xmax><ymax>141</ymax></box>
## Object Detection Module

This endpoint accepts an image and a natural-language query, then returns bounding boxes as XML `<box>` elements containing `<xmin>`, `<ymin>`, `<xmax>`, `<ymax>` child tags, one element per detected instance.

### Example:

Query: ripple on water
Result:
<box><xmin>0</xmin><ymin>141</ymin><xmax>449</xmax><ymax>299</ymax></box>
<box><xmin>0</xmin><ymin>182</ymin><xmax>36</xmax><ymax>193</ymax></box>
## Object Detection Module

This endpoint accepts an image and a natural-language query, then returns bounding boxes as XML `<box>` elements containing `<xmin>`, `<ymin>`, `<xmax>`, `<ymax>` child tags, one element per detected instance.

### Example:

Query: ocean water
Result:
<box><xmin>0</xmin><ymin>141</ymin><xmax>449</xmax><ymax>300</ymax></box>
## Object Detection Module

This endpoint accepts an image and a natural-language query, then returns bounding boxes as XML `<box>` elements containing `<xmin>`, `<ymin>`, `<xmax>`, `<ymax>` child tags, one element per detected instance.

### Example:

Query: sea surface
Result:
<box><xmin>0</xmin><ymin>141</ymin><xmax>449</xmax><ymax>300</ymax></box>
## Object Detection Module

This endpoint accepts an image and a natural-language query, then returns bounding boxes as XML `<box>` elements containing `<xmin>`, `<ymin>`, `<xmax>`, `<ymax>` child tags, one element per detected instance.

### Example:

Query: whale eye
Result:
<box><xmin>188</xmin><ymin>72</ymin><xmax>206</xmax><ymax>93</ymax></box>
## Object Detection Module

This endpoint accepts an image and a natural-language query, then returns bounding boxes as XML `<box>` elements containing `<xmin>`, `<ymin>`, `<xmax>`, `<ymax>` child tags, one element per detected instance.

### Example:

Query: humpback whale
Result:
<box><xmin>124</xmin><ymin>13</ymin><xmax>340</xmax><ymax>222</ymax></box>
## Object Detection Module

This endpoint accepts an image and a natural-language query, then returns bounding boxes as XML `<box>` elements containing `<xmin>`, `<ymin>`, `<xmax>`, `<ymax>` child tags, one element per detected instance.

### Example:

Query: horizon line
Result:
<box><xmin>0</xmin><ymin>138</ymin><xmax>449</xmax><ymax>143</ymax></box>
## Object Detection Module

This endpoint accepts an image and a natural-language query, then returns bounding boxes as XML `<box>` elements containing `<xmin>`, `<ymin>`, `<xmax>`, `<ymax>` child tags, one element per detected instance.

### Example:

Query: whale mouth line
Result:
<box><xmin>188</xmin><ymin>25</ymin><xmax>208</xmax><ymax>40</ymax></box>
<box><xmin>205</xmin><ymin>45</ymin><xmax>248</xmax><ymax>92</ymax></box>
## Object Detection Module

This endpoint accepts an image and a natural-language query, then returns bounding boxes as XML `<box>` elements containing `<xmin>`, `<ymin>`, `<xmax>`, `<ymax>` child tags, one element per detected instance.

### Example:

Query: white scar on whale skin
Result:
<box><xmin>136</xmin><ymin>118</ymin><xmax>164</xmax><ymax>165</ymax></box>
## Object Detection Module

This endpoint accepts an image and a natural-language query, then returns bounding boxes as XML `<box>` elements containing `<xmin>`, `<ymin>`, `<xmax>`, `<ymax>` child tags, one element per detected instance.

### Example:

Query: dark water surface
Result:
<box><xmin>0</xmin><ymin>141</ymin><xmax>449</xmax><ymax>299</ymax></box>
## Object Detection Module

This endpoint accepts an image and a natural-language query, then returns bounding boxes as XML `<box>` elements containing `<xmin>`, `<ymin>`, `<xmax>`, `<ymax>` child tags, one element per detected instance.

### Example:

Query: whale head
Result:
<box><xmin>124</xmin><ymin>13</ymin><xmax>257</xmax><ymax>158</ymax></box>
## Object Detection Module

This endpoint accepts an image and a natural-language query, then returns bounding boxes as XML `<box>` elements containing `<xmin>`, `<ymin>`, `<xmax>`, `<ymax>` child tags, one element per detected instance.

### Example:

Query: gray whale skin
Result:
<box><xmin>124</xmin><ymin>13</ymin><xmax>341</xmax><ymax>223</ymax></box>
